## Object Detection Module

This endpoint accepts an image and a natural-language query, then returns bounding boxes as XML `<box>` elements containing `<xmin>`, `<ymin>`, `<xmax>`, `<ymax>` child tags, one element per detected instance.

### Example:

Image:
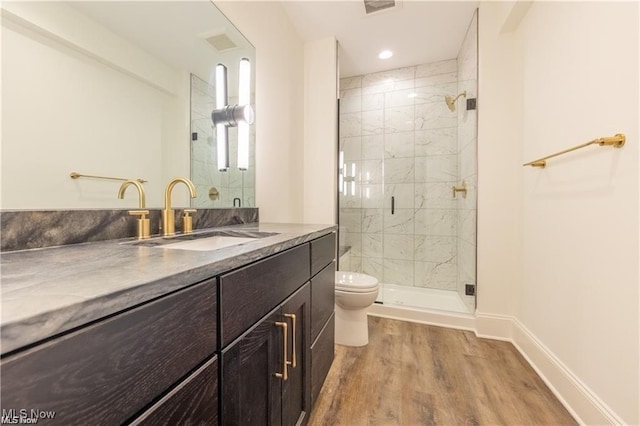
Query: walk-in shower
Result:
<box><xmin>337</xmin><ymin>11</ymin><xmax>477</xmax><ymax>316</ymax></box>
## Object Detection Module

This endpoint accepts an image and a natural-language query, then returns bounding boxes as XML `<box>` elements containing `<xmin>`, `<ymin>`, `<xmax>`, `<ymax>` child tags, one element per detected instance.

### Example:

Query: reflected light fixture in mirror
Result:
<box><xmin>212</xmin><ymin>58</ymin><xmax>254</xmax><ymax>172</ymax></box>
<box><xmin>215</xmin><ymin>64</ymin><xmax>229</xmax><ymax>172</ymax></box>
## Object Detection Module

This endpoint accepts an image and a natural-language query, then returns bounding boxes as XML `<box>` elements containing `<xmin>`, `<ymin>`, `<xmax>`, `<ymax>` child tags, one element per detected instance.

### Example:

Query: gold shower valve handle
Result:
<box><xmin>452</xmin><ymin>181</ymin><xmax>467</xmax><ymax>199</ymax></box>
<box><xmin>182</xmin><ymin>209</ymin><xmax>197</xmax><ymax>234</ymax></box>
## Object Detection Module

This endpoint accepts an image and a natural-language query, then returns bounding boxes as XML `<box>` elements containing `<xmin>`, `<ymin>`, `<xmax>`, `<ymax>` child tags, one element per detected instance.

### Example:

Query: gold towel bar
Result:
<box><xmin>523</xmin><ymin>133</ymin><xmax>625</xmax><ymax>168</ymax></box>
<box><xmin>70</xmin><ymin>172</ymin><xmax>147</xmax><ymax>184</ymax></box>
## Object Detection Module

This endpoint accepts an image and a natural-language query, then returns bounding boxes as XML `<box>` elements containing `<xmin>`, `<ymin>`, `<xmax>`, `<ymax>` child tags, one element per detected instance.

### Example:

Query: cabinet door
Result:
<box><xmin>129</xmin><ymin>356</ymin><xmax>218</xmax><ymax>426</ymax></box>
<box><xmin>221</xmin><ymin>308</ymin><xmax>284</xmax><ymax>426</ymax></box>
<box><xmin>281</xmin><ymin>283</ymin><xmax>311</xmax><ymax>426</ymax></box>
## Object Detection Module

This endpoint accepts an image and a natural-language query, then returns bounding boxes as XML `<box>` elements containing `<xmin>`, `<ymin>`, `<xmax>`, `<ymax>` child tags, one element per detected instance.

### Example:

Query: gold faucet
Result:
<box><xmin>162</xmin><ymin>177</ymin><xmax>197</xmax><ymax>236</ymax></box>
<box><xmin>118</xmin><ymin>180</ymin><xmax>150</xmax><ymax>239</ymax></box>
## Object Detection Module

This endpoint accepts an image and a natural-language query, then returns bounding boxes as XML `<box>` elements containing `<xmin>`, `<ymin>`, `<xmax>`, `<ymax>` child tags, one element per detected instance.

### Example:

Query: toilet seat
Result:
<box><xmin>335</xmin><ymin>271</ymin><xmax>379</xmax><ymax>293</ymax></box>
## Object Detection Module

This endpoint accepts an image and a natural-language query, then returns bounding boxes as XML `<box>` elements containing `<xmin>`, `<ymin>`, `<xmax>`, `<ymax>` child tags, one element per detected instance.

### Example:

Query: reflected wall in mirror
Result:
<box><xmin>0</xmin><ymin>1</ymin><xmax>255</xmax><ymax>209</ymax></box>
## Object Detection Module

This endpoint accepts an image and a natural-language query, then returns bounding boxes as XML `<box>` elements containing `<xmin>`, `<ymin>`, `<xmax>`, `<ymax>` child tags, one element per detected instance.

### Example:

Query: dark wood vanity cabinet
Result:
<box><xmin>0</xmin><ymin>231</ymin><xmax>336</xmax><ymax>426</ymax></box>
<box><xmin>221</xmin><ymin>283</ymin><xmax>311</xmax><ymax>426</ymax></box>
<box><xmin>0</xmin><ymin>279</ymin><xmax>217</xmax><ymax>426</ymax></box>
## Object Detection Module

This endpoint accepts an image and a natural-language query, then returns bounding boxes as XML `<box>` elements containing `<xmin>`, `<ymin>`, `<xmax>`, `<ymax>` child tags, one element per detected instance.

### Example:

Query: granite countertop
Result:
<box><xmin>0</xmin><ymin>222</ymin><xmax>336</xmax><ymax>355</ymax></box>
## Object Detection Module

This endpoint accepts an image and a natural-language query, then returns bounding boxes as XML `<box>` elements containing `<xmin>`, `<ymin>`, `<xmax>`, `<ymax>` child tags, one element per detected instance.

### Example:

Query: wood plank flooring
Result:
<box><xmin>308</xmin><ymin>317</ymin><xmax>577</xmax><ymax>426</ymax></box>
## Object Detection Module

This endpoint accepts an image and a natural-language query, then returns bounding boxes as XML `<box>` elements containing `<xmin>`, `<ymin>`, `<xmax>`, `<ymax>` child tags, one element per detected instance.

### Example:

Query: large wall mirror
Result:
<box><xmin>0</xmin><ymin>1</ymin><xmax>255</xmax><ymax>209</ymax></box>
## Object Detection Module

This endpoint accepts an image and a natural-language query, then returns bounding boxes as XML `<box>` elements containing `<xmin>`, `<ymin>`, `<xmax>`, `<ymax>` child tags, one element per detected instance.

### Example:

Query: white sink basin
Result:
<box><xmin>161</xmin><ymin>236</ymin><xmax>257</xmax><ymax>251</ymax></box>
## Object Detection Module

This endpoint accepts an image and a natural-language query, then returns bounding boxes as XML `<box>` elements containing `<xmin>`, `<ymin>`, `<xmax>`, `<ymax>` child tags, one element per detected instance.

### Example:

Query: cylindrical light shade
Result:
<box><xmin>237</xmin><ymin>58</ymin><xmax>251</xmax><ymax>170</ymax></box>
<box><xmin>238</xmin><ymin>58</ymin><xmax>251</xmax><ymax>106</ymax></box>
<box><xmin>237</xmin><ymin>122</ymin><xmax>249</xmax><ymax>171</ymax></box>
<box><xmin>216</xmin><ymin>125</ymin><xmax>228</xmax><ymax>171</ymax></box>
<box><xmin>216</xmin><ymin>64</ymin><xmax>227</xmax><ymax>109</ymax></box>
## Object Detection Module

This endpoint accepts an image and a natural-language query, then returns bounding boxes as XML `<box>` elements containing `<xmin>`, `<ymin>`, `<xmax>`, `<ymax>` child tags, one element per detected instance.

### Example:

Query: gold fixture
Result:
<box><xmin>162</xmin><ymin>177</ymin><xmax>197</xmax><ymax>236</ymax></box>
<box><xmin>452</xmin><ymin>181</ymin><xmax>467</xmax><ymax>199</ymax></box>
<box><xmin>523</xmin><ymin>133</ymin><xmax>626</xmax><ymax>168</ymax></box>
<box><xmin>118</xmin><ymin>180</ymin><xmax>149</xmax><ymax>240</ymax></box>
<box><xmin>118</xmin><ymin>180</ymin><xmax>146</xmax><ymax>208</ymax></box>
<box><xmin>208</xmin><ymin>187</ymin><xmax>220</xmax><ymax>201</ymax></box>
<box><xmin>284</xmin><ymin>313</ymin><xmax>297</xmax><ymax>368</ymax></box>
<box><xmin>274</xmin><ymin>321</ymin><xmax>288</xmax><ymax>381</ymax></box>
<box><xmin>70</xmin><ymin>172</ymin><xmax>147</xmax><ymax>184</ymax></box>
<box><xmin>182</xmin><ymin>209</ymin><xmax>197</xmax><ymax>234</ymax></box>
<box><xmin>445</xmin><ymin>91</ymin><xmax>467</xmax><ymax>112</ymax></box>
<box><xmin>128</xmin><ymin>210</ymin><xmax>151</xmax><ymax>240</ymax></box>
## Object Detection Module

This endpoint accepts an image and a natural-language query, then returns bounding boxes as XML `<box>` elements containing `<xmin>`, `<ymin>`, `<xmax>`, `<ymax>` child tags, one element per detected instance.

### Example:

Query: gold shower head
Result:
<box><xmin>445</xmin><ymin>91</ymin><xmax>467</xmax><ymax>112</ymax></box>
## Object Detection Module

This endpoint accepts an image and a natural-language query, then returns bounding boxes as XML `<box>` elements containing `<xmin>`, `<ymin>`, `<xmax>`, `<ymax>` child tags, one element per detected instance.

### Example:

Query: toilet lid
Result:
<box><xmin>335</xmin><ymin>271</ymin><xmax>379</xmax><ymax>293</ymax></box>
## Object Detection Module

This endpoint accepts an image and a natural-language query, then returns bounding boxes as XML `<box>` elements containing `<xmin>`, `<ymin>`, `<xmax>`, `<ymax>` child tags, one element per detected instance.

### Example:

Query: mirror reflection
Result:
<box><xmin>0</xmin><ymin>1</ymin><xmax>255</xmax><ymax>209</ymax></box>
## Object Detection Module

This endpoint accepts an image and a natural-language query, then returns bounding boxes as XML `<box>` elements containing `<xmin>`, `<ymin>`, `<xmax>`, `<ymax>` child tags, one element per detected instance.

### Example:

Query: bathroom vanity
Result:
<box><xmin>0</xmin><ymin>223</ymin><xmax>336</xmax><ymax>426</ymax></box>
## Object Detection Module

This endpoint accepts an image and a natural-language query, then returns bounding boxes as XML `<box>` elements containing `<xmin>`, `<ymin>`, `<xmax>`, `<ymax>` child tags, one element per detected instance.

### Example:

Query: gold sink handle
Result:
<box><xmin>182</xmin><ymin>209</ymin><xmax>197</xmax><ymax>234</ymax></box>
<box><xmin>128</xmin><ymin>210</ymin><xmax>151</xmax><ymax>240</ymax></box>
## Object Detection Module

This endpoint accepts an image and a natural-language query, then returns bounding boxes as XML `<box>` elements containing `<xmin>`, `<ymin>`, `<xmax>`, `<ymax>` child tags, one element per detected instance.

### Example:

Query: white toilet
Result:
<box><xmin>335</xmin><ymin>271</ymin><xmax>380</xmax><ymax>347</ymax></box>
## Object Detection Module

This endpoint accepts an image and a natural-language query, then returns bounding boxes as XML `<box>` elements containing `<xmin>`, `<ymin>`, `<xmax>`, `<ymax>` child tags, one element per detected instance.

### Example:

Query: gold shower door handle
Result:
<box><xmin>274</xmin><ymin>321</ymin><xmax>288</xmax><ymax>381</ymax></box>
<box><xmin>284</xmin><ymin>313</ymin><xmax>297</xmax><ymax>368</ymax></box>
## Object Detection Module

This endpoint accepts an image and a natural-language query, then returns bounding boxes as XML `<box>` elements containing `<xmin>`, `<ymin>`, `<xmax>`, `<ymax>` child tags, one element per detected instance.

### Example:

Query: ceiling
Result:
<box><xmin>281</xmin><ymin>1</ymin><xmax>478</xmax><ymax>78</ymax></box>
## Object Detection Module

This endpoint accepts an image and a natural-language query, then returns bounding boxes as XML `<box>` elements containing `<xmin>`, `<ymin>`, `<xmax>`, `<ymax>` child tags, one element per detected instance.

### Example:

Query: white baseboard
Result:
<box><xmin>474</xmin><ymin>311</ymin><xmax>623</xmax><ymax>425</ymax></box>
<box><xmin>368</xmin><ymin>303</ymin><xmax>476</xmax><ymax>331</ymax></box>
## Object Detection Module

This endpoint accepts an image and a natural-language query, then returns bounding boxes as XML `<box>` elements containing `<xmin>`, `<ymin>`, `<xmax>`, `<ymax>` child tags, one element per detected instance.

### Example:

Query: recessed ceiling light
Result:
<box><xmin>378</xmin><ymin>50</ymin><xmax>393</xmax><ymax>59</ymax></box>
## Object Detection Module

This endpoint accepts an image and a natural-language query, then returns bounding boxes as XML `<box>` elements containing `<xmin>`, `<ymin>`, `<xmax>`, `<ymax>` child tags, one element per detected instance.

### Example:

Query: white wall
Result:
<box><xmin>476</xmin><ymin>1</ymin><xmax>523</xmax><ymax>326</ymax></box>
<box><xmin>1</xmin><ymin>2</ymin><xmax>187</xmax><ymax>209</ymax></box>
<box><xmin>478</xmin><ymin>2</ymin><xmax>639</xmax><ymax>424</ymax></box>
<box><xmin>216</xmin><ymin>1</ymin><xmax>305</xmax><ymax>223</ymax></box>
<box><xmin>303</xmin><ymin>37</ymin><xmax>337</xmax><ymax>225</ymax></box>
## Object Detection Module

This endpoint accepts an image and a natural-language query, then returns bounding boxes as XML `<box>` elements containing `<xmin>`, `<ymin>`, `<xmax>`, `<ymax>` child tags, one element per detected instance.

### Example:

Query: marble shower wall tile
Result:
<box><xmin>414</xmin><ymin>235</ymin><xmax>456</xmax><ymax>264</ymax></box>
<box><xmin>415</xmin><ymin>128</ymin><xmax>457</xmax><ymax>156</ymax></box>
<box><xmin>415</xmin><ymin>59</ymin><xmax>457</xmax><ymax>78</ymax></box>
<box><xmin>340</xmin><ymin>136</ymin><xmax>362</xmax><ymax>162</ymax></box>
<box><xmin>415</xmin><ymin>261</ymin><xmax>457</xmax><ymax>290</ymax></box>
<box><xmin>384</xmin><ymin>132</ymin><xmax>414</xmax><ymax>159</ymax></box>
<box><xmin>385</xmin><ymin>106</ymin><xmax>415</xmax><ymax>133</ymax></box>
<box><xmin>383</xmin><ymin>209</ymin><xmax>414</xmax><ymax>235</ymax></box>
<box><xmin>339</xmin><ymin>208</ymin><xmax>362</xmax><ymax>233</ymax></box>
<box><xmin>340</xmin><ymin>76</ymin><xmax>362</xmax><ymax>90</ymax></box>
<box><xmin>415</xmin><ymin>102</ymin><xmax>457</xmax><ymax>130</ymax></box>
<box><xmin>384</xmin><ymin>234</ymin><xmax>415</xmax><ymax>261</ymax></box>
<box><xmin>362</xmin><ymin>110</ymin><xmax>385</xmax><ymax>135</ymax></box>
<box><xmin>362</xmin><ymin>209</ymin><xmax>383</xmax><ymax>233</ymax></box>
<box><xmin>362</xmin><ymin>233</ymin><xmax>383</xmax><ymax>258</ymax></box>
<box><xmin>384</xmin><ymin>258</ymin><xmax>414</xmax><ymax>285</ymax></box>
<box><xmin>340</xmin><ymin>88</ymin><xmax>362</xmax><ymax>114</ymax></box>
<box><xmin>384</xmin><ymin>158</ymin><xmax>415</xmax><ymax>183</ymax></box>
<box><xmin>414</xmin><ymin>82</ymin><xmax>457</xmax><ymax>105</ymax></box>
<box><xmin>414</xmin><ymin>209</ymin><xmax>457</xmax><ymax>236</ymax></box>
<box><xmin>340</xmin><ymin>112</ymin><xmax>362</xmax><ymax>137</ymax></box>
<box><xmin>362</xmin><ymin>135</ymin><xmax>384</xmax><ymax>160</ymax></box>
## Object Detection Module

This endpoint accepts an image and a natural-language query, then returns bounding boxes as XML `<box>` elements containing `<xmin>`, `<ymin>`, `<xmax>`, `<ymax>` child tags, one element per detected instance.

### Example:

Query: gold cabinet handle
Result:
<box><xmin>284</xmin><ymin>313</ymin><xmax>297</xmax><ymax>368</ymax></box>
<box><xmin>274</xmin><ymin>321</ymin><xmax>288</xmax><ymax>381</ymax></box>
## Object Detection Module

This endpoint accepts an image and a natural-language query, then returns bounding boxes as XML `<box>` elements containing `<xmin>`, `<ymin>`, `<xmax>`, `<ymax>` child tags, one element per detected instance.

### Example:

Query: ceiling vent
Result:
<box><xmin>363</xmin><ymin>0</ymin><xmax>396</xmax><ymax>15</ymax></box>
<box><xmin>205</xmin><ymin>33</ymin><xmax>238</xmax><ymax>52</ymax></box>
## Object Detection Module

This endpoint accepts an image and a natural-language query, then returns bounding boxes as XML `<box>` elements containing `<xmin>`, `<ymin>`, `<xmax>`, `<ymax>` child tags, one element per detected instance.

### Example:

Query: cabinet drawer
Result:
<box><xmin>310</xmin><ymin>233</ymin><xmax>336</xmax><ymax>276</ymax></box>
<box><xmin>0</xmin><ymin>280</ymin><xmax>217</xmax><ymax>425</ymax></box>
<box><xmin>310</xmin><ymin>313</ymin><xmax>335</xmax><ymax>407</ymax></box>
<box><xmin>219</xmin><ymin>244</ymin><xmax>310</xmax><ymax>347</ymax></box>
<box><xmin>311</xmin><ymin>261</ymin><xmax>336</xmax><ymax>341</ymax></box>
<box><xmin>130</xmin><ymin>356</ymin><xmax>218</xmax><ymax>426</ymax></box>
